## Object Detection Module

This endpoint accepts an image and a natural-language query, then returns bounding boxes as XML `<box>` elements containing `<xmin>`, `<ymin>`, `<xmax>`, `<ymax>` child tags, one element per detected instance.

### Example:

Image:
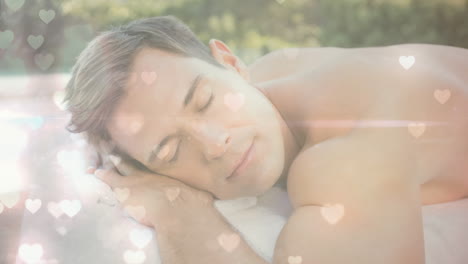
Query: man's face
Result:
<box><xmin>106</xmin><ymin>46</ymin><xmax>285</xmax><ymax>200</ymax></box>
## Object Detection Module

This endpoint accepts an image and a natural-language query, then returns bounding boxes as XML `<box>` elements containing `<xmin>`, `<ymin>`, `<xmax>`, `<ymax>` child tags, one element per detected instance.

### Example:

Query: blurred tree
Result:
<box><xmin>0</xmin><ymin>0</ymin><xmax>66</xmax><ymax>75</ymax></box>
<box><xmin>1</xmin><ymin>0</ymin><xmax>467</xmax><ymax>74</ymax></box>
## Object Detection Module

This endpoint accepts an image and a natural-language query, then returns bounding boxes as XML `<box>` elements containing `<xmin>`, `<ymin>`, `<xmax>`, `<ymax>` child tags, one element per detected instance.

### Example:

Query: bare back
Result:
<box><xmin>248</xmin><ymin>44</ymin><xmax>468</xmax><ymax>205</ymax></box>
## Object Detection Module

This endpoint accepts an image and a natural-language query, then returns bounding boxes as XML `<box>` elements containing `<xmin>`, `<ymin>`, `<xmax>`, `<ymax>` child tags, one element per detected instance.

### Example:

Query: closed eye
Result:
<box><xmin>198</xmin><ymin>93</ymin><xmax>213</xmax><ymax>113</ymax></box>
<box><xmin>167</xmin><ymin>92</ymin><xmax>213</xmax><ymax>165</ymax></box>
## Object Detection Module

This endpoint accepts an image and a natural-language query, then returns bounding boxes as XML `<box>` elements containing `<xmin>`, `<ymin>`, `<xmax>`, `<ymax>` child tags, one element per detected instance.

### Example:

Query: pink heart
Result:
<box><xmin>59</xmin><ymin>199</ymin><xmax>82</xmax><ymax>218</ymax></box>
<box><xmin>165</xmin><ymin>187</ymin><xmax>180</xmax><ymax>202</ymax></box>
<box><xmin>407</xmin><ymin>122</ymin><xmax>426</xmax><ymax>138</ymax></box>
<box><xmin>288</xmin><ymin>255</ymin><xmax>303</xmax><ymax>264</ymax></box>
<box><xmin>433</xmin><ymin>89</ymin><xmax>451</xmax><ymax>104</ymax></box>
<box><xmin>217</xmin><ymin>232</ymin><xmax>240</xmax><ymax>252</ymax></box>
<box><xmin>141</xmin><ymin>71</ymin><xmax>157</xmax><ymax>85</ymax></box>
<box><xmin>320</xmin><ymin>204</ymin><xmax>345</xmax><ymax>224</ymax></box>
<box><xmin>224</xmin><ymin>92</ymin><xmax>245</xmax><ymax>112</ymax></box>
<box><xmin>115</xmin><ymin>112</ymin><xmax>144</xmax><ymax>135</ymax></box>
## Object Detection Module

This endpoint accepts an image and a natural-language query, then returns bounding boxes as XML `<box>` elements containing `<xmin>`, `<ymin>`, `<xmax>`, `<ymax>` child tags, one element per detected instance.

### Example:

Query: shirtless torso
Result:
<box><xmin>248</xmin><ymin>43</ymin><xmax>468</xmax><ymax>205</ymax></box>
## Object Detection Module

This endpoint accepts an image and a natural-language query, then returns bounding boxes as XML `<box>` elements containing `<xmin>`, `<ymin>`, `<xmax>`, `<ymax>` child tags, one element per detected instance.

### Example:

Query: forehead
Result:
<box><xmin>105</xmin><ymin>48</ymin><xmax>192</xmax><ymax>157</ymax></box>
<box><xmin>131</xmin><ymin>47</ymin><xmax>185</xmax><ymax>75</ymax></box>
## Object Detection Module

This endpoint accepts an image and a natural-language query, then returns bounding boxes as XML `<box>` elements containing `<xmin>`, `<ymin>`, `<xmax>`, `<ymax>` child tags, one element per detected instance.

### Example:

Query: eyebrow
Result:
<box><xmin>146</xmin><ymin>74</ymin><xmax>203</xmax><ymax>164</ymax></box>
<box><xmin>183</xmin><ymin>73</ymin><xmax>203</xmax><ymax>108</ymax></box>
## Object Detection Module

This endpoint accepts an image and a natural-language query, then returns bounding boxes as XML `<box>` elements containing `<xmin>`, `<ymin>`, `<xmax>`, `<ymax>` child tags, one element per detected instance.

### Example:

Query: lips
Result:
<box><xmin>228</xmin><ymin>140</ymin><xmax>254</xmax><ymax>179</ymax></box>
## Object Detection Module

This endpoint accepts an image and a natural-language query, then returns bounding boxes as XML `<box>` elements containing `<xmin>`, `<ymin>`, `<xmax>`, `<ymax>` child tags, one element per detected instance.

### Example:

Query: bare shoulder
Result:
<box><xmin>286</xmin><ymin>127</ymin><xmax>418</xmax><ymax>209</ymax></box>
<box><xmin>275</xmin><ymin>127</ymin><xmax>425</xmax><ymax>264</ymax></box>
<box><xmin>247</xmin><ymin>47</ymin><xmax>348</xmax><ymax>83</ymax></box>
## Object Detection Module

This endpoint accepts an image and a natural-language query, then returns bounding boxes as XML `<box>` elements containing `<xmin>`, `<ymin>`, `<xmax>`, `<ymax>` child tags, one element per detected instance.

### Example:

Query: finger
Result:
<box><xmin>84</xmin><ymin>154</ymin><xmax>101</xmax><ymax>174</ymax></box>
<box><xmin>83</xmin><ymin>143</ymin><xmax>103</xmax><ymax>170</ymax></box>
<box><xmin>86</xmin><ymin>167</ymin><xmax>96</xmax><ymax>174</ymax></box>
<box><xmin>108</xmin><ymin>155</ymin><xmax>139</xmax><ymax>177</ymax></box>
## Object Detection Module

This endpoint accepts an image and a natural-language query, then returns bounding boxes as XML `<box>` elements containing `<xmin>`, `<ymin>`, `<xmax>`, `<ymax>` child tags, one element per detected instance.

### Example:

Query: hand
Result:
<box><xmin>93</xmin><ymin>156</ymin><xmax>215</xmax><ymax>231</ymax></box>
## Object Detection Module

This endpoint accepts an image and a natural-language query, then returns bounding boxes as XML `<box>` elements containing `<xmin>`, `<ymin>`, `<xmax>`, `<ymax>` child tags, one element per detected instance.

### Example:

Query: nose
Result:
<box><xmin>185</xmin><ymin>118</ymin><xmax>231</xmax><ymax>160</ymax></box>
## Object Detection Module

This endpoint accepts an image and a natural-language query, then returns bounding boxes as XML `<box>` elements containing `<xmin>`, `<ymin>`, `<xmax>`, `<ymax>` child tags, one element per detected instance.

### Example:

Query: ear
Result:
<box><xmin>208</xmin><ymin>39</ymin><xmax>250</xmax><ymax>81</ymax></box>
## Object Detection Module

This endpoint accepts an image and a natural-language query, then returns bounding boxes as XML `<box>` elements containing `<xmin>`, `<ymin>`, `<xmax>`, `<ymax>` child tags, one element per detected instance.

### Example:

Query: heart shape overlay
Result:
<box><xmin>433</xmin><ymin>89</ymin><xmax>451</xmax><ymax>104</ymax></box>
<box><xmin>407</xmin><ymin>122</ymin><xmax>426</xmax><ymax>138</ymax></box>
<box><xmin>224</xmin><ymin>92</ymin><xmax>245</xmax><ymax>112</ymax></box>
<box><xmin>399</xmin><ymin>55</ymin><xmax>415</xmax><ymax>70</ymax></box>
<box><xmin>320</xmin><ymin>203</ymin><xmax>345</xmax><ymax>224</ymax></box>
<box><xmin>217</xmin><ymin>232</ymin><xmax>240</xmax><ymax>252</ymax></box>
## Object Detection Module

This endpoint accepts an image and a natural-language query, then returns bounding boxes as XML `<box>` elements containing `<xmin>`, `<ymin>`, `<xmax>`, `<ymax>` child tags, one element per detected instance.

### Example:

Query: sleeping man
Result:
<box><xmin>63</xmin><ymin>15</ymin><xmax>468</xmax><ymax>264</ymax></box>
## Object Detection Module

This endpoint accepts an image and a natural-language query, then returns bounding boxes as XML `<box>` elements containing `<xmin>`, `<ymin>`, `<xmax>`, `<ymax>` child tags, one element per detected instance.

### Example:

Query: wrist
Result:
<box><xmin>154</xmin><ymin>204</ymin><xmax>221</xmax><ymax>236</ymax></box>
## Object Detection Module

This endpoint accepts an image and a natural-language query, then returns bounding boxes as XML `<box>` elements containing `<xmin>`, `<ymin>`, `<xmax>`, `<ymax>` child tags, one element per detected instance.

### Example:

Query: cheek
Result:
<box><xmin>168</xmin><ymin>161</ymin><xmax>212</xmax><ymax>187</ymax></box>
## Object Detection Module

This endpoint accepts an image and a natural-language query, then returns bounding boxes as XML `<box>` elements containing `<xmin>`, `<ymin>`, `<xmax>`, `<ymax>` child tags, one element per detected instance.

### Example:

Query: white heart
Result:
<box><xmin>34</xmin><ymin>53</ymin><xmax>55</xmax><ymax>71</ymax></box>
<box><xmin>0</xmin><ymin>191</ymin><xmax>20</xmax><ymax>208</ymax></box>
<box><xmin>56</xmin><ymin>149</ymin><xmax>83</xmax><ymax>170</ymax></box>
<box><xmin>0</xmin><ymin>30</ymin><xmax>14</xmax><ymax>49</ymax></box>
<box><xmin>59</xmin><ymin>199</ymin><xmax>82</xmax><ymax>218</ymax></box>
<box><xmin>47</xmin><ymin>202</ymin><xmax>63</xmax><ymax>218</ymax></box>
<box><xmin>399</xmin><ymin>55</ymin><xmax>415</xmax><ymax>70</ymax></box>
<box><xmin>56</xmin><ymin>226</ymin><xmax>68</xmax><ymax>236</ymax></box>
<box><xmin>27</xmin><ymin>35</ymin><xmax>44</xmax><ymax>50</ymax></box>
<box><xmin>320</xmin><ymin>204</ymin><xmax>345</xmax><ymax>224</ymax></box>
<box><xmin>25</xmin><ymin>199</ymin><xmax>42</xmax><ymax>214</ymax></box>
<box><xmin>129</xmin><ymin>228</ymin><xmax>153</xmax><ymax>249</ymax></box>
<box><xmin>18</xmin><ymin>243</ymin><xmax>43</xmax><ymax>263</ymax></box>
<box><xmin>5</xmin><ymin>0</ymin><xmax>25</xmax><ymax>12</ymax></box>
<box><xmin>39</xmin><ymin>9</ymin><xmax>56</xmax><ymax>24</ymax></box>
<box><xmin>123</xmin><ymin>249</ymin><xmax>146</xmax><ymax>264</ymax></box>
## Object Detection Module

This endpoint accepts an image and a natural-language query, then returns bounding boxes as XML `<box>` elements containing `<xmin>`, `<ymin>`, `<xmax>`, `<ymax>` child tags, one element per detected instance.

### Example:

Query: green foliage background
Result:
<box><xmin>0</xmin><ymin>0</ymin><xmax>467</xmax><ymax>75</ymax></box>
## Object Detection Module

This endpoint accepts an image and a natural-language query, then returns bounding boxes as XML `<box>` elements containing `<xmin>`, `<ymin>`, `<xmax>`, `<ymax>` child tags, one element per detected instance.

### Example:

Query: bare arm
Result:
<box><xmin>91</xmin><ymin>143</ymin><xmax>269</xmax><ymax>264</ymax></box>
<box><xmin>155</xmin><ymin>205</ymin><xmax>269</xmax><ymax>264</ymax></box>
<box><xmin>273</xmin><ymin>129</ymin><xmax>424</xmax><ymax>264</ymax></box>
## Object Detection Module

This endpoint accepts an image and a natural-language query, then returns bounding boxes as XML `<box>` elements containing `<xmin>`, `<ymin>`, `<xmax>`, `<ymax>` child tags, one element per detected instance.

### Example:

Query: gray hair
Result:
<box><xmin>62</xmin><ymin>15</ymin><xmax>225</xmax><ymax>171</ymax></box>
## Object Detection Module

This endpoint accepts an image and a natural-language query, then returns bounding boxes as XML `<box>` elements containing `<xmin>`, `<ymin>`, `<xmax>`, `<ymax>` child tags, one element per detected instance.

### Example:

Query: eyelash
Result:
<box><xmin>198</xmin><ymin>93</ymin><xmax>213</xmax><ymax>113</ymax></box>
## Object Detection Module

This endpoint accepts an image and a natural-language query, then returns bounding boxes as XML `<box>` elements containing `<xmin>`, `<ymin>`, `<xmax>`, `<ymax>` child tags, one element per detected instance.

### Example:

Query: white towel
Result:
<box><xmin>33</xmin><ymin>171</ymin><xmax>468</xmax><ymax>264</ymax></box>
